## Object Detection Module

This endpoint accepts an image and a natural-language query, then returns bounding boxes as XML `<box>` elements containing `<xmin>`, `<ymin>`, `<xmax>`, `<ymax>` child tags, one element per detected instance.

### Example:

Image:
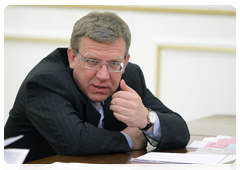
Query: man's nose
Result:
<box><xmin>96</xmin><ymin>64</ymin><xmax>110</xmax><ymax>80</ymax></box>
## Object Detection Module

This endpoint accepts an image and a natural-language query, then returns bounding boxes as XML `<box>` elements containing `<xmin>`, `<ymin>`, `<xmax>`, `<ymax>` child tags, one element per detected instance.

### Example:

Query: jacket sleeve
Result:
<box><xmin>25</xmin><ymin>71</ymin><xmax>131</xmax><ymax>156</ymax></box>
<box><xmin>123</xmin><ymin>63</ymin><xmax>190</xmax><ymax>151</ymax></box>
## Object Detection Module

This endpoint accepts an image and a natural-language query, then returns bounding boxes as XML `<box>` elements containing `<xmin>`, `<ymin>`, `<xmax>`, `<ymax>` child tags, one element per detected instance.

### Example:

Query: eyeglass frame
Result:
<box><xmin>75</xmin><ymin>49</ymin><xmax>127</xmax><ymax>72</ymax></box>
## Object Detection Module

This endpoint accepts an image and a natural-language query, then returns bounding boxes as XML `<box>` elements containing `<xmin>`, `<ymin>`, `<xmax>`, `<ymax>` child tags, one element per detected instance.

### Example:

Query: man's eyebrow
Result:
<box><xmin>84</xmin><ymin>53</ymin><xmax>124</xmax><ymax>61</ymax></box>
<box><xmin>110</xmin><ymin>56</ymin><xmax>124</xmax><ymax>61</ymax></box>
<box><xmin>83</xmin><ymin>53</ymin><xmax>98</xmax><ymax>59</ymax></box>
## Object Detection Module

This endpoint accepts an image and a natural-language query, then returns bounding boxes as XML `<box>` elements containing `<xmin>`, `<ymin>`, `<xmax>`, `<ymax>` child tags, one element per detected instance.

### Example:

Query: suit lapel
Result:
<box><xmin>103</xmin><ymin>96</ymin><xmax>127</xmax><ymax>131</ymax></box>
<box><xmin>86</xmin><ymin>103</ymin><xmax>101</xmax><ymax>127</ymax></box>
<box><xmin>83</xmin><ymin>93</ymin><xmax>127</xmax><ymax>130</ymax></box>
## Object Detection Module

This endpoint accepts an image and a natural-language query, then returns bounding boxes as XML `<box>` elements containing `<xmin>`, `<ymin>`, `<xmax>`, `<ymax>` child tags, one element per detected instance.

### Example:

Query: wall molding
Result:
<box><xmin>18</xmin><ymin>5</ymin><xmax>236</xmax><ymax>16</ymax></box>
<box><xmin>156</xmin><ymin>45</ymin><xmax>236</xmax><ymax>98</ymax></box>
<box><xmin>4</xmin><ymin>36</ymin><xmax>70</xmax><ymax>44</ymax></box>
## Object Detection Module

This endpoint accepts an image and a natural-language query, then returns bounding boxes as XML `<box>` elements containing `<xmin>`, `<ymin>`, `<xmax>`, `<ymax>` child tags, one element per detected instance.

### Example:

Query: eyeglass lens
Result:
<box><xmin>84</xmin><ymin>59</ymin><xmax>124</xmax><ymax>72</ymax></box>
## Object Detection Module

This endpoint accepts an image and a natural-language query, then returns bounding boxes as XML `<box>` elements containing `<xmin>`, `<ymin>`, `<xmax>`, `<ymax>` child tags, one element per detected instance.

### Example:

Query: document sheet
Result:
<box><xmin>131</xmin><ymin>135</ymin><xmax>236</xmax><ymax>164</ymax></box>
<box><xmin>4</xmin><ymin>149</ymin><xmax>30</xmax><ymax>164</ymax></box>
<box><xmin>187</xmin><ymin>135</ymin><xmax>236</xmax><ymax>155</ymax></box>
<box><xmin>4</xmin><ymin>135</ymin><xmax>29</xmax><ymax>164</ymax></box>
<box><xmin>130</xmin><ymin>152</ymin><xmax>236</xmax><ymax>164</ymax></box>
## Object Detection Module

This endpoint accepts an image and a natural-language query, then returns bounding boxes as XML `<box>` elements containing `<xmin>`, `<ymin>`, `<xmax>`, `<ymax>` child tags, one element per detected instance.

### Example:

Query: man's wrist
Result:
<box><xmin>140</xmin><ymin>109</ymin><xmax>157</xmax><ymax>131</ymax></box>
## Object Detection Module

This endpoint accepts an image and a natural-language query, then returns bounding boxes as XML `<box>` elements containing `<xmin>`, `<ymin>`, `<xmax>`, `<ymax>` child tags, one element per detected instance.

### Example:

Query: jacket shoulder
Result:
<box><xmin>23</xmin><ymin>48</ymin><xmax>75</xmax><ymax>98</ymax></box>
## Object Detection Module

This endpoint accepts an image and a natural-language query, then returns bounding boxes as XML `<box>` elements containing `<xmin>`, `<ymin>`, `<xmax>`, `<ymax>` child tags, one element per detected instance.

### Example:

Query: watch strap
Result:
<box><xmin>140</xmin><ymin>122</ymin><xmax>153</xmax><ymax>131</ymax></box>
<box><xmin>140</xmin><ymin>108</ymin><xmax>155</xmax><ymax>131</ymax></box>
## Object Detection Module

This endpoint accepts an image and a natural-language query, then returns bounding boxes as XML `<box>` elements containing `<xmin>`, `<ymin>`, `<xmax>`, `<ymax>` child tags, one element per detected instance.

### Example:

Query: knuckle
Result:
<box><xmin>131</xmin><ymin>103</ymin><xmax>138</xmax><ymax>110</ymax></box>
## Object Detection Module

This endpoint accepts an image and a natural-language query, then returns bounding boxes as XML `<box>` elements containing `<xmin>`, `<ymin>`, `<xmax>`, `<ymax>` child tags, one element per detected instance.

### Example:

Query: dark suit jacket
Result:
<box><xmin>4</xmin><ymin>48</ymin><xmax>190</xmax><ymax>163</ymax></box>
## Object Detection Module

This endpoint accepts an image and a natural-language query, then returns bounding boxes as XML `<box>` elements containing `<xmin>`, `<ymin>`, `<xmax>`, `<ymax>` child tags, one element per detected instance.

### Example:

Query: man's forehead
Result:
<box><xmin>79</xmin><ymin>37</ymin><xmax>126</xmax><ymax>58</ymax></box>
<box><xmin>79</xmin><ymin>36</ymin><xmax>126</xmax><ymax>48</ymax></box>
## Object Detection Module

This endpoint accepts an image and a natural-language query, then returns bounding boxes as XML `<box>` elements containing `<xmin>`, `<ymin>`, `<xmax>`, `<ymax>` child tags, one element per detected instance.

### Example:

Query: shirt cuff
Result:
<box><xmin>120</xmin><ymin>132</ymin><xmax>133</xmax><ymax>149</ymax></box>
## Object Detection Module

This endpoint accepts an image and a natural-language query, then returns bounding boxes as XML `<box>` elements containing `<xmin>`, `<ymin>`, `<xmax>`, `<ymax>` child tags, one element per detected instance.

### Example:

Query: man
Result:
<box><xmin>4</xmin><ymin>11</ymin><xmax>190</xmax><ymax>163</ymax></box>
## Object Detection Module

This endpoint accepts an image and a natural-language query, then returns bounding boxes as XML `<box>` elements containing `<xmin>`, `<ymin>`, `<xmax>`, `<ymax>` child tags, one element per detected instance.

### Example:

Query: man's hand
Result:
<box><xmin>110</xmin><ymin>79</ymin><xmax>149</xmax><ymax>129</ymax></box>
<box><xmin>122</xmin><ymin>127</ymin><xmax>147</xmax><ymax>150</ymax></box>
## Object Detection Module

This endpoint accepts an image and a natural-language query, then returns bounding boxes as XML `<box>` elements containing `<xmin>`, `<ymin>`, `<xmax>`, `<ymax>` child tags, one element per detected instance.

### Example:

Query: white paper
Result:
<box><xmin>216</xmin><ymin>135</ymin><xmax>232</xmax><ymax>139</ymax></box>
<box><xmin>202</xmin><ymin>137</ymin><xmax>219</xmax><ymax>143</ymax></box>
<box><xmin>39</xmin><ymin>162</ymin><xmax>135</xmax><ymax>170</ymax></box>
<box><xmin>4</xmin><ymin>135</ymin><xmax>24</xmax><ymax>147</ymax></box>
<box><xmin>4</xmin><ymin>149</ymin><xmax>30</xmax><ymax>164</ymax></box>
<box><xmin>187</xmin><ymin>140</ymin><xmax>209</xmax><ymax>149</ymax></box>
<box><xmin>4</xmin><ymin>135</ymin><xmax>29</xmax><ymax>164</ymax></box>
<box><xmin>130</xmin><ymin>152</ymin><xmax>236</xmax><ymax>164</ymax></box>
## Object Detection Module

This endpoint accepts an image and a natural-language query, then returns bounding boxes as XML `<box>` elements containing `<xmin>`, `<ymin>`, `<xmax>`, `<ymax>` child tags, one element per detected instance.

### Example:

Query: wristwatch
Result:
<box><xmin>140</xmin><ymin>109</ymin><xmax>157</xmax><ymax>131</ymax></box>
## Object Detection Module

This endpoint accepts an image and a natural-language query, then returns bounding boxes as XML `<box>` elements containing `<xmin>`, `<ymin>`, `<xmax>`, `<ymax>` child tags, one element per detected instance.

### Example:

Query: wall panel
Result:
<box><xmin>4</xmin><ymin>5</ymin><xmax>236</xmax><ymax>124</ymax></box>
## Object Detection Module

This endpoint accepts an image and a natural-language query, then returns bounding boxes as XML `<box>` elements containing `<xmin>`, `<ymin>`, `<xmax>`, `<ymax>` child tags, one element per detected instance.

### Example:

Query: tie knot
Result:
<box><xmin>90</xmin><ymin>101</ymin><xmax>102</xmax><ymax>111</ymax></box>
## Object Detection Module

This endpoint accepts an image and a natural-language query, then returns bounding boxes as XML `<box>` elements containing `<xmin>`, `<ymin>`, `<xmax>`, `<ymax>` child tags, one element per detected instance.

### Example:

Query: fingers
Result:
<box><xmin>113</xmin><ymin>112</ymin><xmax>128</xmax><ymax>124</ymax></box>
<box><xmin>110</xmin><ymin>96</ymin><xmax>138</xmax><ymax>115</ymax></box>
<box><xmin>113</xmin><ymin>112</ymin><xmax>134</xmax><ymax>127</ymax></box>
<box><xmin>110</xmin><ymin>79</ymin><xmax>145</xmax><ymax>128</ymax></box>
<box><xmin>110</xmin><ymin>102</ymin><xmax>129</xmax><ymax>116</ymax></box>
<box><xmin>110</xmin><ymin>100</ymin><xmax>138</xmax><ymax>127</ymax></box>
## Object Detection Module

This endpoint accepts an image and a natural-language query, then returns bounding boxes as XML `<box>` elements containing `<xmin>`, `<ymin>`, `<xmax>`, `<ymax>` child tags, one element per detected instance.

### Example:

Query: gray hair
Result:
<box><xmin>70</xmin><ymin>11</ymin><xmax>131</xmax><ymax>57</ymax></box>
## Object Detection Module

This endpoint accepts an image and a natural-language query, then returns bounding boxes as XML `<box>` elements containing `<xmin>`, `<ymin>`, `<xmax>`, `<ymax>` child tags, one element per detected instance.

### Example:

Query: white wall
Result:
<box><xmin>4</xmin><ymin>5</ymin><xmax>236</xmax><ymax>125</ymax></box>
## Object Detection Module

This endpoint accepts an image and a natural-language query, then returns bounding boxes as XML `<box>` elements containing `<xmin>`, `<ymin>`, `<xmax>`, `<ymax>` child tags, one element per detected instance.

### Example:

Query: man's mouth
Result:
<box><xmin>94</xmin><ymin>85</ymin><xmax>108</xmax><ymax>89</ymax></box>
<box><xmin>92</xmin><ymin>85</ymin><xmax>109</xmax><ymax>93</ymax></box>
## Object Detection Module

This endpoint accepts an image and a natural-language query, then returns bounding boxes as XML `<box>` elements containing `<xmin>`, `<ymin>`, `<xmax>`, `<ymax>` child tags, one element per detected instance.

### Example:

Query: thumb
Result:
<box><xmin>120</xmin><ymin>79</ymin><xmax>135</xmax><ymax>93</ymax></box>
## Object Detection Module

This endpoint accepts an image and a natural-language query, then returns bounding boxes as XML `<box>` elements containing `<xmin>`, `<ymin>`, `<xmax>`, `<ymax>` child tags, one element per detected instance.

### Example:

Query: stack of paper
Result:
<box><xmin>130</xmin><ymin>152</ymin><xmax>236</xmax><ymax>164</ymax></box>
<box><xmin>187</xmin><ymin>135</ymin><xmax>236</xmax><ymax>155</ymax></box>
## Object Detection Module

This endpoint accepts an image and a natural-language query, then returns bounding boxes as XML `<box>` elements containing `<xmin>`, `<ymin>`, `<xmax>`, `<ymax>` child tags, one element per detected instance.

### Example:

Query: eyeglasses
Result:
<box><xmin>76</xmin><ymin>49</ymin><xmax>127</xmax><ymax>72</ymax></box>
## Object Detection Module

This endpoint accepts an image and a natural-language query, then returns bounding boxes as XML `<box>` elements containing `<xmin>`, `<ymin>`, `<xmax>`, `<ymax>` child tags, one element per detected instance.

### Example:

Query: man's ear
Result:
<box><xmin>122</xmin><ymin>54</ymin><xmax>130</xmax><ymax>73</ymax></box>
<box><xmin>125</xmin><ymin>53</ymin><xmax>130</xmax><ymax>64</ymax></box>
<box><xmin>68</xmin><ymin>48</ymin><xmax>76</xmax><ymax>69</ymax></box>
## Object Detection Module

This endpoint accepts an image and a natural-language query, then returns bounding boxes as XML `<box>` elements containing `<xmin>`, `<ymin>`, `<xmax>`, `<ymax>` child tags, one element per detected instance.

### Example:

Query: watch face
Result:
<box><xmin>148</xmin><ymin>111</ymin><xmax>156</xmax><ymax>124</ymax></box>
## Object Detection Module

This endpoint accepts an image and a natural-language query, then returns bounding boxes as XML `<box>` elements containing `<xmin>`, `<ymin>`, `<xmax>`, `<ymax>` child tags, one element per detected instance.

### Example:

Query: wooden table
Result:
<box><xmin>27</xmin><ymin>115</ymin><xmax>236</xmax><ymax>164</ymax></box>
<box><xmin>18</xmin><ymin>148</ymin><xmax>202</xmax><ymax>170</ymax></box>
<box><xmin>21</xmin><ymin>149</ymin><xmax>238</xmax><ymax>170</ymax></box>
